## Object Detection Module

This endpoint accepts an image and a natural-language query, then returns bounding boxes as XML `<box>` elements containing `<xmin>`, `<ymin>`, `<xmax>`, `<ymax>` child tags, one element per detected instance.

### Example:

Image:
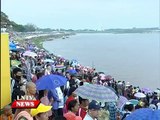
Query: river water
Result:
<box><xmin>43</xmin><ymin>33</ymin><xmax>160</xmax><ymax>90</ymax></box>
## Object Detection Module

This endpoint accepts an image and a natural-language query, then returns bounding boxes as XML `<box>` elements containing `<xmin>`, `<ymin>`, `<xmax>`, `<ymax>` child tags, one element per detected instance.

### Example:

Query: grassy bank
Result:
<box><xmin>31</xmin><ymin>34</ymin><xmax>65</xmax><ymax>49</ymax></box>
<box><xmin>15</xmin><ymin>32</ymin><xmax>75</xmax><ymax>51</ymax></box>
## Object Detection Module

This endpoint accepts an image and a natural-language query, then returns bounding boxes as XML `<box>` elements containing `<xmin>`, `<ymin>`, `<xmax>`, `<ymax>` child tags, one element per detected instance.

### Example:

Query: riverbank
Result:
<box><xmin>13</xmin><ymin>32</ymin><xmax>75</xmax><ymax>50</ymax></box>
<box><xmin>31</xmin><ymin>33</ymin><xmax>73</xmax><ymax>49</ymax></box>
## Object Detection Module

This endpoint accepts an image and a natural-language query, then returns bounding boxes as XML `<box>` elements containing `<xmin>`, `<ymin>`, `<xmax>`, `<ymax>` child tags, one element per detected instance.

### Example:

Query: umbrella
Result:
<box><xmin>141</xmin><ymin>88</ymin><xmax>153</xmax><ymax>94</ymax></box>
<box><xmin>126</xmin><ymin>108</ymin><xmax>160</xmax><ymax>120</ymax></box>
<box><xmin>74</xmin><ymin>84</ymin><xmax>118</xmax><ymax>102</ymax></box>
<box><xmin>9</xmin><ymin>42</ymin><xmax>16</xmax><ymax>47</ymax></box>
<box><xmin>11</xmin><ymin>60</ymin><xmax>21</xmax><ymax>66</ymax></box>
<box><xmin>106</xmin><ymin>86</ymin><xmax>117</xmax><ymax>94</ymax></box>
<box><xmin>128</xmin><ymin>99</ymin><xmax>139</xmax><ymax>106</ymax></box>
<box><xmin>16</xmin><ymin>46</ymin><xmax>25</xmax><ymax>52</ymax></box>
<box><xmin>54</xmin><ymin>65</ymin><xmax>66</xmax><ymax>69</ymax></box>
<box><xmin>134</xmin><ymin>92</ymin><xmax>146</xmax><ymax>98</ymax></box>
<box><xmin>105</xmin><ymin>75</ymin><xmax>113</xmax><ymax>80</ymax></box>
<box><xmin>67</xmin><ymin>69</ymin><xmax>77</xmax><ymax>75</ymax></box>
<box><xmin>9</xmin><ymin>42</ymin><xmax>17</xmax><ymax>51</ymax></box>
<box><xmin>44</xmin><ymin>59</ymin><xmax>54</xmax><ymax>63</ymax></box>
<box><xmin>36</xmin><ymin>74</ymin><xmax>67</xmax><ymax>90</ymax></box>
<box><xmin>117</xmin><ymin>96</ymin><xmax>128</xmax><ymax>109</ymax></box>
<box><xmin>23</xmin><ymin>51</ymin><xmax>37</xmax><ymax>57</ymax></box>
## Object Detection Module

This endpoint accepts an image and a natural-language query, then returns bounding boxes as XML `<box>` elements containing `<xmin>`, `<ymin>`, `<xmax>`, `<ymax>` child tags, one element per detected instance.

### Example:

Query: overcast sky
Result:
<box><xmin>1</xmin><ymin>0</ymin><xmax>159</xmax><ymax>29</ymax></box>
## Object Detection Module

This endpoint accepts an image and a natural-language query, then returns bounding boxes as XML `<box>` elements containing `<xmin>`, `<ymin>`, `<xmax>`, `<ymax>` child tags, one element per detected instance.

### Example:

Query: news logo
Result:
<box><xmin>12</xmin><ymin>95</ymin><xmax>40</xmax><ymax>109</ymax></box>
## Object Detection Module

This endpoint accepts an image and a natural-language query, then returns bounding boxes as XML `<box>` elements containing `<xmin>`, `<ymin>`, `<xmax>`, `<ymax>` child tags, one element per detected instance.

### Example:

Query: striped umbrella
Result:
<box><xmin>74</xmin><ymin>84</ymin><xmax>118</xmax><ymax>102</ymax></box>
<box><xmin>54</xmin><ymin>65</ymin><xmax>66</xmax><ymax>69</ymax></box>
<box><xmin>117</xmin><ymin>96</ymin><xmax>128</xmax><ymax>109</ymax></box>
<box><xmin>141</xmin><ymin>88</ymin><xmax>153</xmax><ymax>94</ymax></box>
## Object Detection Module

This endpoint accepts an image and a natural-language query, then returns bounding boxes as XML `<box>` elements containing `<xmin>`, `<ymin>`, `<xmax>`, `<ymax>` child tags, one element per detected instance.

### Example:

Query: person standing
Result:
<box><xmin>11</xmin><ymin>67</ymin><xmax>25</xmax><ymax>101</ymax></box>
<box><xmin>65</xmin><ymin>87</ymin><xmax>77</xmax><ymax>112</ymax></box>
<box><xmin>26</xmin><ymin>82</ymin><xmax>37</xmax><ymax>97</ymax></box>
<box><xmin>48</xmin><ymin>88</ymin><xmax>61</xmax><ymax>117</ymax></box>
<box><xmin>77</xmin><ymin>97</ymin><xmax>89</xmax><ymax>119</ymax></box>
<box><xmin>56</xmin><ymin>87</ymin><xmax>65</xmax><ymax>116</ymax></box>
<box><xmin>83</xmin><ymin>100</ymin><xmax>101</xmax><ymax>120</ymax></box>
<box><xmin>38</xmin><ymin>90</ymin><xmax>53</xmax><ymax>119</ymax></box>
<box><xmin>11</xmin><ymin>67</ymin><xmax>26</xmax><ymax>114</ymax></box>
<box><xmin>64</xmin><ymin>100</ymin><xmax>82</xmax><ymax>120</ymax></box>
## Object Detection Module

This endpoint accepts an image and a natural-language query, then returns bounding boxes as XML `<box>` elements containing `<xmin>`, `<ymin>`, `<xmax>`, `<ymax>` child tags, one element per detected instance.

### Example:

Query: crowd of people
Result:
<box><xmin>1</xmin><ymin>35</ymin><xmax>160</xmax><ymax>120</ymax></box>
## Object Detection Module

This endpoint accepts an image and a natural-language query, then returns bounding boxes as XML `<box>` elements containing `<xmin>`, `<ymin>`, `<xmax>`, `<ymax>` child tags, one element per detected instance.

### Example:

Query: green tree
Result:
<box><xmin>24</xmin><ymin>24</ymin><xmax>37</xmax><ymax>32</ymax></box>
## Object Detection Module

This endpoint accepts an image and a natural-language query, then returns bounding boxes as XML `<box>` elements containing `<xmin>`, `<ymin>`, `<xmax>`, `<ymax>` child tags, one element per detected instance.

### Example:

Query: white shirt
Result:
<box><xmin>83</xmin><ymin>113</ymin><xmax>98</xmax><ymax>120</ymax></box>
<box><xmin>56</xmin><ymin>87</ymin><xmax>64</xmax><ymax>108</ymax></box>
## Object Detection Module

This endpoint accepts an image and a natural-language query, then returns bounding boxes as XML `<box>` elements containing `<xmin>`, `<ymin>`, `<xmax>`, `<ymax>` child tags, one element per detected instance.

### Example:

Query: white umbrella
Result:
<box><xmin>23</xmin><ymin>51</ymin><xmax>37</xmax><ymax>57</ymax></box>
<box><xmin>134</xmin><ymin>92</ymin><xmax>146</xmax><ymax>98</ymax></box>
<box><xmin>44</xmin><ymin>59</ymin><xmax>54</xmax><ymax>63</ymax></box>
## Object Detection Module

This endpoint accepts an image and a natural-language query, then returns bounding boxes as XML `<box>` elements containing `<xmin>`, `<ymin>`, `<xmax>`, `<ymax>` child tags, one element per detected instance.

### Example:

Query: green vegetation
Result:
<box><xmin>1</xmin><ymin>12</ymin><xmax>37</xmax><ymax>32</ymax></box>
<box><xmin>32</xmin><ymin>33</ymin><xmax>73</xmax><ymax>49</ymax></box>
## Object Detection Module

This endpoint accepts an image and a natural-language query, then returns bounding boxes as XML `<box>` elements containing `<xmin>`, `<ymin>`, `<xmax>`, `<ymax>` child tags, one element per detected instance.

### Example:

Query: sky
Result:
<box><xmin>1</xmin><ymin>0</ymin><xmax>160</xmax><ymax>29</ymax></box>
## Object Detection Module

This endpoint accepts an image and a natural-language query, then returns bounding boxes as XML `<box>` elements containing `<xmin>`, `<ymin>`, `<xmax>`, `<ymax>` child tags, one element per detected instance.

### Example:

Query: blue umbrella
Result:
<box><xmin>9</xmin><ymin>42</ymin><xmax>17</xmax><ymax>51</ymax></box>
<box><xmin>9</xmin><ymin>42</ymin><xmax>16</xmax><ymax>47</ymax></box>
<box><xmin>67</xmin><ymin>69</ymin><xmax>77</xmax><ymax>75</ymax></box>
<box><xmin>126</xmin><ymin>108</ymin><xmax>160</xmax><ymax>120</ymax></box>
<box><xmin>36</xmin><ymin>74</ymin><xmax>67</xmax><ymax>90</ymax></box>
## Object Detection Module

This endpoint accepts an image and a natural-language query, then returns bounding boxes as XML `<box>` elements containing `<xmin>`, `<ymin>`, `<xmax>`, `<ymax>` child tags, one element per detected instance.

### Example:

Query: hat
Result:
<box><xmin>14</xmin><ymin>111</ymin><xmax>33</xmax><ymax>120</ymax></box>
<box><xmin>149</xmin><ymin>104</ymin><xmax>157</xmax><ymax>110</ymax></box>
<box><xmin>71</xmin><ymin>74</ymin><xmax>77</xmax><ymax>77</ymax></box>
<box><xmin>88</xmin><ymin>100</ymin><xmax>101</xmax><ymax>110</ymax></box>
<box><xmin>31</xmin><ymin>103</ymin><xmax>52</xmax><ymax>116</ymax></box>
<box><xmin>157</xmin><ymin>103</ymin><xmax>160</xmax><ymax>110</ymax></box>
